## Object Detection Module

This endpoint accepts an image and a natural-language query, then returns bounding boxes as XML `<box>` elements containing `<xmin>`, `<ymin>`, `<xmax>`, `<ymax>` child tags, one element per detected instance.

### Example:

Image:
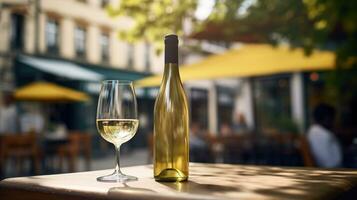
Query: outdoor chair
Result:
<box><xmin>298</xmin><ymin>136</ymin><xmax>316</xmax><ymax>167</ymax></box>
<box><xmin>57</xmin><ymin>132</ymin><xmax>91</xmax><ymax>172</ymax></box>
<box><xmin>0</xmin><ymin>132</ymin><xmax>41</xmax><ymax>177</ymax></box>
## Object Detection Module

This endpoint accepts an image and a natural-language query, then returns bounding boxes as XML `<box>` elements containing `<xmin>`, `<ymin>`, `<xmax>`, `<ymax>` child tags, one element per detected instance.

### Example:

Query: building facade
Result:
<box><xmin>0</xmin><ymin>0</ymin><xmax>163</xmax><ymax>94</ymax></box>
<box><xmin>0</xmin><ymin>0</ymin><xmax>167</xmax><ymax>145</ymax></box>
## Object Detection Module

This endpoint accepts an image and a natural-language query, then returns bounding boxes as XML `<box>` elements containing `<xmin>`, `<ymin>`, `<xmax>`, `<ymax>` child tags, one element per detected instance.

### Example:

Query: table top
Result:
<box><xmin>1</xmin><ymin>163</ymin><xmax>357</xmax><ymax>200</ymax></box>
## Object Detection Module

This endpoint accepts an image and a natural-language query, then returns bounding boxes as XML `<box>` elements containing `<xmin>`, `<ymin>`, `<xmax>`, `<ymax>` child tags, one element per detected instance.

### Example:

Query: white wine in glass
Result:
<box><xmin>96</xmin><ymin>80</ymin><xmax>139</xmax><ymax>182</ymax></box>
<box><xmin>96</xmin><ymin>119</ymin><xmax>139</xmax><ymax>145</ymax></box>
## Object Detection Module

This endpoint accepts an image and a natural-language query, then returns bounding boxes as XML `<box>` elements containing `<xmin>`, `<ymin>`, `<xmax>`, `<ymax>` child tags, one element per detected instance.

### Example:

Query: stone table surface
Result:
<box><xmin>1</xmin><ymin>163</ymin><xmax>357</xmax><ymax>200</ymax></box>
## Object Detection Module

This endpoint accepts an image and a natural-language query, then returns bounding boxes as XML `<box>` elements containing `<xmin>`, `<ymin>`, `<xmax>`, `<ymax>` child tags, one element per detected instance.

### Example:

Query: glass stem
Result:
<box><xmin>114</xmin><ymin>144</ymin><xmax>123</xmax><ymax>175</ymax></box>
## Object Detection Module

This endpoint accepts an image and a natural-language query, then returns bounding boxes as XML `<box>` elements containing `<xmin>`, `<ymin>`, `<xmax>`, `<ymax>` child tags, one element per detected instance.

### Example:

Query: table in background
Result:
<box><xmin>1</xmin><ymin>163</ymin><xmax>357</xmax><ymax>200</ymax></box>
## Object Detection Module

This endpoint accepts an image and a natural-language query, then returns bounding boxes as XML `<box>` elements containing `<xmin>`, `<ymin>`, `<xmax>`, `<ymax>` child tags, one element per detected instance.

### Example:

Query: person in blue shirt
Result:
<box><xmin>307</xmin><ymin>104</ymin><xmax>342</xmax><ymax>168</ymax></box>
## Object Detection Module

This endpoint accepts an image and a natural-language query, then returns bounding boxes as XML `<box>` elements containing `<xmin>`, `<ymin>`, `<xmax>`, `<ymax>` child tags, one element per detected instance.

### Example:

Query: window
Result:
<box><xmin>217</xmin><ymin>86</ymin><xmax>235</xmax><ymax>131</ymax></box>
<box><xmin>253</xmin><ymin>76</ymin><xmax>292</xmax><ymax>133</ymax></box>
<box><xmin>190</xmin><ymin>88</ymin><xmax>209</xmax><ymax>129</ymax></box>
<box><xmin>127</xmin><ymin>44</ymin><xmax>134</xmax><ymax>69</ymax></box>
<box><xmin>10</xmin><ymin>13</ymin><xmax>24</xmax><ymax>50</ymax></box>
<box><xmin>145</xmin><ymin>43</ymin><xmax>151</xmax><ymax>71</ymax></box>
<box><xmin>74</xmin><ymin>26</ymin><xmax>86</xmax><ymax>58</ymax></box>
<box><xmin>100</xmin><ymin>33</ymin><xmax>109</xmax><ymax>62</ymax></box>
<box><xmin>46</xmin><ymin>18</ymin><xmax>59</xmax><ymax>54</ymax></box>
<box><xmin>101</xmin><ymin>0</ymin><xmax>109</xmax><ymax>8</ymax></box>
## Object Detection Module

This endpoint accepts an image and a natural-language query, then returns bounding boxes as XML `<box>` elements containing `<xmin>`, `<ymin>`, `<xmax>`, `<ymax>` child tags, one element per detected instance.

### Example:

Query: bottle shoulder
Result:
<box><xmin>154</xmin><ymin>84</ymin><xmax>188</xmax><ymax>112</ymax></box>
<box><xmin>156</xmin><ymin>82</ymin><xmax>187</xmax><ymax>100</ymax></box>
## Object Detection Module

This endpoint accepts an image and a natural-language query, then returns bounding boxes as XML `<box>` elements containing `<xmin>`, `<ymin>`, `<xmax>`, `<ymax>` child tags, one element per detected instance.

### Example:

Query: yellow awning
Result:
<box><xmin>135</xmin><ymin>44</ymin><xmax>335</xmax><ymax>87</ymax></box>
<box><xmin>14</xmin><ymin>82</ymin><xmax>90</xmax><ymax>102</ymax></box>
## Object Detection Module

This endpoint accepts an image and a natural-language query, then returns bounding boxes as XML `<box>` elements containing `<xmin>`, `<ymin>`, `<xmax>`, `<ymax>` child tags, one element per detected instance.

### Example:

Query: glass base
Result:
<box><xmin>97</xmin><ymin>171</ymin><xmax>138</xmax><ymax>183</ymax></box>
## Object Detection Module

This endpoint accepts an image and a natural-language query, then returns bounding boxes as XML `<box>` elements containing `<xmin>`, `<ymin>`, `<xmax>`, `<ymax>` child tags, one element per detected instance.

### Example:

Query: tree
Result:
<box><xmin>107</xmin><ymin>0</ymin><xmax>198</xmax><ymax>54</ymax></box>
<box><xmin>108</xmin><ymin>0</ymin><xmax>357</xmax><ymax>64</ymax></box>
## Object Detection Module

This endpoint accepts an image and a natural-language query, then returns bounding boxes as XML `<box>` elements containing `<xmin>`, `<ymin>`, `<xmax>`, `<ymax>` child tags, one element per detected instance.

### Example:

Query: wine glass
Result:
<box><xmin>96</xmin><ymin>80</ymin><xmax>139</xmax><ymax>182</ymax></box>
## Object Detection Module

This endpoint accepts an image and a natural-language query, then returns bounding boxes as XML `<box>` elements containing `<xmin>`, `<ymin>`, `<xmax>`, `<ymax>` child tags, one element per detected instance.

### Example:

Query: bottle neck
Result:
<box><xmin>163</xmin><ymin>34</ymin><xmax>179</xmax><ymax>83</ymax></box>
<box><xmin>163</xmin><ymin>63</ymin><xmax>179</xmax><ymax>79</ymax></box>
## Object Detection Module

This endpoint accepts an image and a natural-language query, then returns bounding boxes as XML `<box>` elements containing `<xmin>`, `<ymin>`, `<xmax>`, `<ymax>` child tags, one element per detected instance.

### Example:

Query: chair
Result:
<box><xmin>0</xmin><ymin>132</ymin><xmax>41</xmax><ymax>176</ymax></box>
<box><xmin>298</xmin><ymin>136</ymin><xmax>316</xmax><ymax>167</ymax></box>
<box><xmin>57</xmin><ymin>132</ymin><xmax>91</xmax><ymax>172</ymax></box>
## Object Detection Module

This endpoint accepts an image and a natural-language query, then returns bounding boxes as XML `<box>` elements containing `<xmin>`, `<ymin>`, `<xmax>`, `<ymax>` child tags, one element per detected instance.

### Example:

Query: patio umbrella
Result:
<box><xmin>135</xmin><ymin>44</ymin><xmax>335</xmax><ymax>87</ymax></box>
<box><xmin>14</xmin><ymin>82</ymin><xmax>89</xmax><ymax>102</ymax></box>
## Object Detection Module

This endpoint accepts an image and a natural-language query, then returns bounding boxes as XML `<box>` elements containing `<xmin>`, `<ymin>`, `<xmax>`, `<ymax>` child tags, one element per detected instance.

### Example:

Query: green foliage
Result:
<box><xmin>107</xmin><ymin>0</ymin><xmax>198</xmax><ymax>54</ymax></box>
<box><xmin>108</xmin><ymin>0</ymin><xmax>357</xmax><ymax>63</ymax></box>
<box><xmin>302</xmin><ymin>0</ymin><xmax>357</xmax><ymax>65</ymax></box>
<box><xmin>226</xmin><ymin>0</ymin><xmax>316</xmax><ymax>53</ymax></box>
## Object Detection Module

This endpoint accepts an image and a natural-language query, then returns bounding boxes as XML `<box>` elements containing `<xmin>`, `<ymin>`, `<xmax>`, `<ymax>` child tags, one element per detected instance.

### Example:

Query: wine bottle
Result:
<box><xmin>153</xmin><ymin>34</ymin><xmax>189</xmax><ymax>182</ymax></box>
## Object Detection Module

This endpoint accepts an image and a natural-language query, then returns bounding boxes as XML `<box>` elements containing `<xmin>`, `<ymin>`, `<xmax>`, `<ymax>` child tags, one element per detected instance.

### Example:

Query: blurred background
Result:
<box><xmin>0</xmin><ymin>0</ymin><xmax>356</xmax><ymax>179</ymax></box>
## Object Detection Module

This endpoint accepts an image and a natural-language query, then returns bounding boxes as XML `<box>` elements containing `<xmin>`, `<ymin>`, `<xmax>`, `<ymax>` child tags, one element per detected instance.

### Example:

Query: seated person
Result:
<box><xmin>20</xmin><ymin>110</ymin><xmax>44</xmax><ymax>134</ymax></box>
<box><xmin>190</xmin><ymin>122</ymin><xmax>212</xmax><ymax>162</ymax></box>
<box><xmin>307</xmin><ymin>104</ymin><xmax>342</xmax><ymax>168</ymax></box>
<box><xmin>220</xmin><ymin>122</ymin><xmax>233</xmax><ymax>136</ymax></box>
<box><xmin>233</xmin><ymin>113</ymin><xmax>248</xmax><ymax>133</ymax></box>
<box><xmin>190</xmin><ymin>122</ymin><xmax>206</xmax><ymax>148</ymax></box>
<box><xmin>0</xmin><ymin>93</ymin><xmax>18</xmax><ymax>134</ymax></box>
